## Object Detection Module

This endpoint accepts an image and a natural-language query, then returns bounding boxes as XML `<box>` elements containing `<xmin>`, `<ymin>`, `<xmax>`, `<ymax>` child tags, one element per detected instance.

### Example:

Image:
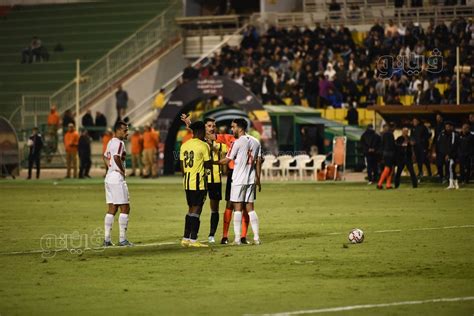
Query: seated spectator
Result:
<box><xmin>385</xmin><ymin>20</ymin><xmax>398</xmax><ymax>38</ymax></box>
<box><xmin>21</xmin><ymin>36</ymin><xmax>48</xmax><ymax>64</ymax></box>
<box><xmin>327</xmin><ymin>88</ymin><xmax>343</xmax><ymax>108</ymax></box>
<box><xmin>421</xmin><ymin>82</ymin><xmax>442</xmax><ymax>105</ymax></box>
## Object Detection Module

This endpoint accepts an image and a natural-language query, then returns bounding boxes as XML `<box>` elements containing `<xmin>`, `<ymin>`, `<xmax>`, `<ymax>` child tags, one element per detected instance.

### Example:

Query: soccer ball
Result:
<box><xmin>348</xmin><ymin>228</ymin><xmax>364</xmax><ymax>244</ymax></box>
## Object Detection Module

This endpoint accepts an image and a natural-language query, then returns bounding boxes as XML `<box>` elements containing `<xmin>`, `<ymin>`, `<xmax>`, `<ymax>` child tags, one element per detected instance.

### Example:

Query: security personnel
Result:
<box><xmin>458</xmin><ymin>123</ymin><xmax>474</xmax><ymax>184</ymax></box>
<box><xmin>394</xmin><ymin>126</ymin><xmax>417</xmax><ymax>188</ymax></box>
<box><xmin>438</xmin><ymin>121</ymin><xmax>460</xmax><ymax>189</ymax></box>
<box><xmin>360</xmin><ymin>124</ymin><xmax>381</xmax><ymax>184</ymax></box>
<box><xmin>27</xmin><ymin>127</ymin><xmax>43</xmax><ymax>179</ymax></box>
<box><xmin>78</xmin><ymin>129</ymin><xmax>92</xmax><ymax>178</ymax></box>
<box><xmin>411</xmin><ymin>117</ymin><xmax>432</xmax><ymax>178</ymax></box>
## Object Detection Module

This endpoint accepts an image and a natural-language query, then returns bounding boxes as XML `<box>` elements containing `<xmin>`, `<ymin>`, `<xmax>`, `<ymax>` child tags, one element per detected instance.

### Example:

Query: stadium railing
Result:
<box><xmin>125</xmin><ymin>24</ymin><xmax>247</xmax><ymax>127</ymax></box>
<box><xmin>253</xmin><ymin>5</ymin><xmax>474</xmax><ymax>27</ymax></box>
<box><xmin>20</xmin><ymin>0</ymin><xmax>182</xmax><ymax>129</ymax></box>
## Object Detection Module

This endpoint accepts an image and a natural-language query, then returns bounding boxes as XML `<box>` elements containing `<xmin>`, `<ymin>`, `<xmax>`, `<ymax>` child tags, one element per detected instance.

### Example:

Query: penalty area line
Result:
<box><xmin>247</xmin><ymin>296</ymin><xmax>474</xmax><ymax>316</ymax></box>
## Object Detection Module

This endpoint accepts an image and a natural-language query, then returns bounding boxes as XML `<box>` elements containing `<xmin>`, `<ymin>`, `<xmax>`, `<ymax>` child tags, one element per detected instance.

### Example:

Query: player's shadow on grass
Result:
<box><xmin>84</xmin><ymin>243</ymin><xmax>214</xmax><ymax>258</ymax></box>
<box><xmin>263</xmin><ymin>231</ymin><xmax>323</xmax><ymax>241</ymax></box>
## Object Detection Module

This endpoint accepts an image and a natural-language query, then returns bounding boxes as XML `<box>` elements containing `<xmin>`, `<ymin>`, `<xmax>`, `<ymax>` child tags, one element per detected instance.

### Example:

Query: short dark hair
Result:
<box><xmin>204</xmin><ymin>117</ymin><xmax>216</xmax><ymax>124</ymax></box>
<box><xmin>232</xmin><ymin>118</ymin><xmax>248</xmax><ymax>131</ymax></box>
<box><xmin>190</xmin><ymin>121</ymin><xmax>205</xmax><ymax>133</ymax></box>
<box><xmin>114</xmin><ymin>120</ymin><xmax>128</xmax><ymax>132</ymax></box>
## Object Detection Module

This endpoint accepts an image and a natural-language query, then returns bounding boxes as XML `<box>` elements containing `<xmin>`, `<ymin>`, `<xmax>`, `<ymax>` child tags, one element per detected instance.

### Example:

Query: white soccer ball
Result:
<box><xmin>348</xmin><ymin>228</ymin><xmax>364</xmax><ymax>244</ymax></box>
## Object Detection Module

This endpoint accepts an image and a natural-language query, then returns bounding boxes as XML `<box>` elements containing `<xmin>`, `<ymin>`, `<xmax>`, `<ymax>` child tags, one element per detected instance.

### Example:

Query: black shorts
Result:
<box><xmin>185</xmin><ymin>190</ymin><xmax>207</xmax><ymax>207</ymax></box>
<box><xmin>225</xmin><ymin>170</ymin><xmax>233</xmax><ymax>201</ymax></box>
<box><xmin>207</xmin><ymin>182</ymin><xmax>222</xmax><ymax>200</ymax></box>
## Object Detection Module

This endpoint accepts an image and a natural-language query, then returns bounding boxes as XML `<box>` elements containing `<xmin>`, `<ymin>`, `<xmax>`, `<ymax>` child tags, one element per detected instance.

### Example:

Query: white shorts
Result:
<box><xmin>105</xmin><ymin>181</ymin><xmax>129</xmax><ymax>205</ymax></box>
<box><xmin>230</xmin><ymin>184</ymin><xmax>256</xmax><ymax>203</ymax></box>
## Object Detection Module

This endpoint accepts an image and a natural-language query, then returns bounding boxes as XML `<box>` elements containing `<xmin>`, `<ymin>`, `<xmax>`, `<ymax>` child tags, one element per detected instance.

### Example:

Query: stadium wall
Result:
<box><xmin>85</xmin><ymin>42</ymin><xmax>188</xmax><ymax>126</ymax></box>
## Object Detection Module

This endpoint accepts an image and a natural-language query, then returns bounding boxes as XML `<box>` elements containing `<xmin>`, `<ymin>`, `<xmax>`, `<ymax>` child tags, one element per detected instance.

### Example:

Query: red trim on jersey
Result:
<box><xmin>117</xmin><ymin>142</ymin><xmax>123</xmax><ymax>156</ymax></box>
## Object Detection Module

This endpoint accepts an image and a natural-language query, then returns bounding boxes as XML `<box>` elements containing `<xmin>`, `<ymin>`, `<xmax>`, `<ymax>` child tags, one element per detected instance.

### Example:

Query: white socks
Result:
<box><xmin>119</xmin><ymin>213</ymin><xmax>129</xmax><ymax>242</ymax></box>
<box><xmin>248</xmin><ymin>210</ymin><xmax>260</xmax><ymax>241</ymax></box>
<box><xmin>104</xmin><ymin>213</ymin><xmax>114</xmax><ymax>242</ymax></box>
<box><xmin>233</xmin><ymin>211</ymin><xmax>242</xmax><ymax>242</ymax></box>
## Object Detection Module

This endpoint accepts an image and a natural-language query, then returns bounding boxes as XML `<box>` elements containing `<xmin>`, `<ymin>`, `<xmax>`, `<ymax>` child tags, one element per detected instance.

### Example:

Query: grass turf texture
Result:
<box><xmin>0</xmin><ymin>178</ymin><xmax>473</xmax><ymax>315</ymax></box>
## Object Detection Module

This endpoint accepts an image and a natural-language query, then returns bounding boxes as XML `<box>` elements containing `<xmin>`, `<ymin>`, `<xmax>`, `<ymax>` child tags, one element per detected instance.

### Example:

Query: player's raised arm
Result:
<box><xmin>180</xmin><ymin>113</ymin><xmax>192</xmax><ymax>130</ymax></box>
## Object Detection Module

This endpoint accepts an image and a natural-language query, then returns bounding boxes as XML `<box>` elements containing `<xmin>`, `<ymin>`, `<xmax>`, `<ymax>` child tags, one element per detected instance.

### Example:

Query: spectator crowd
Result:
<box><xmin>183</xmin><ymin>17</ymin><xmax>473</xmax><ymax>108</ymax></box>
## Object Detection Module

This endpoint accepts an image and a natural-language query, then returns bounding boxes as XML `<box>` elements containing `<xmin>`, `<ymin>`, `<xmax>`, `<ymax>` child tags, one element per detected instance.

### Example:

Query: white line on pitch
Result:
<box><xmin>1</xmin><ymin>224</ymin><xmax>474</xmax><ymax>256</ymax></box>
<box><xmin>247</xmin><ymin>296</ymin><xmax>474</xmax><ymax>316</ymax></box>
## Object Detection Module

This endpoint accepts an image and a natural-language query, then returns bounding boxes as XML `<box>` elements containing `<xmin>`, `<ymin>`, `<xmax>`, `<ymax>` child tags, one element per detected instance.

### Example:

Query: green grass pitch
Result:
<box><xmin>0</xmin><ymin>178</ymin><xmax>473</xmax><ymax>315</ymax></box>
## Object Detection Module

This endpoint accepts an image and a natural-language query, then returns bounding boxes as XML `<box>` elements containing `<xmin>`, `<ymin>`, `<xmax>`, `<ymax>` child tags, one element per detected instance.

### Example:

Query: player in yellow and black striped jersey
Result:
<box><xmin>179</xmin><ymin>121</ymin><xmax>212</xmax><ymax>248</ymax></box>
<box><xmin>203</xmin><ymin>118</ymin><xmax>228</xmax><ymax>243</ymax></box>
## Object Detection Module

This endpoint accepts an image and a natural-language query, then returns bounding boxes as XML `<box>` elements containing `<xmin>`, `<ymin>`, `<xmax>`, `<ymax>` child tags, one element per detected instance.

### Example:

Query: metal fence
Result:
<box><xmin>21</xmin><ymin>0</ymin><xmax>182</xmax><ymax>125</ymax></box>
<box><xmin>20</xmin><ymin>95</ymin><xmax>51</xmax><ymax>130</ymax></box>
<box><xmin>254</xmin><ymin>5</ymin><xmax>474</xmax><ymax>28</ymax></box>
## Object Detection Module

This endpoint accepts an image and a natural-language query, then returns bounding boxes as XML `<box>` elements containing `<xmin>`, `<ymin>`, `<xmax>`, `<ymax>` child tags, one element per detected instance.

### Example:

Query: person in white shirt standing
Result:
<box><xmin>103</xmin><ymin>121</ymin><xmax>133</xmax><ymax>247</ymax></box>
<box><xmin>215</xmin><ymin>118</ymin><xmax>263</xmax><ymax>245</ymax></box>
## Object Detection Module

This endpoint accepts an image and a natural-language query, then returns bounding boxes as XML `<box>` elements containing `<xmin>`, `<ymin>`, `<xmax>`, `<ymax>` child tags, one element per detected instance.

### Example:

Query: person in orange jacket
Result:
<box><xmin>142</xmin><ymin>124</ymin><xmax>159</xmax><ymax>178</ymax></box>
<box><xmin>46</xmin><ymin>104</ymin><xmax>60</xmax><ymax>155</ymax></box>
<box><xmin>130</xmin><ymin>128</ymin><xmax>143</xmax><ymax>176</ymax></box>
<box><xmin>64</xmin><ymin>123</ymin><xmax>79</xmax><ymax>178</ymax></box>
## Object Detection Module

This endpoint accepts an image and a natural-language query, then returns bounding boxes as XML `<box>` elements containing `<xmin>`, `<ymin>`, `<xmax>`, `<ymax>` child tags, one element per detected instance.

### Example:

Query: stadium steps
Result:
<box><xmin>0</xmin><ymin>0</ymin><xmax>171</xmax><ymax>120</ymax></box>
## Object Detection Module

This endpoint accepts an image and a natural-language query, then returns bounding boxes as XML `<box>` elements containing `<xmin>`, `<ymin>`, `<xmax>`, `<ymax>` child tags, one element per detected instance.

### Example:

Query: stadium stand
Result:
<box><xmin>188</xmin><ymin>16</ymin><xmax>473</xmax><ymax>111</ymax></box>
<box><xmin>0</xmin><ymin>0</ymin><xmax>173</xmax><ymax>122</ymax></box>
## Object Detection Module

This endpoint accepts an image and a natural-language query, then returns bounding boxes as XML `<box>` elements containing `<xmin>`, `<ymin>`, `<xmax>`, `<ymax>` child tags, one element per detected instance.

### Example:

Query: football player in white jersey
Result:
<box><xmin>215</xmin><ymin>118</ymin><xmax>262</xmax><ymax>245</ymax></box>
<box><xmin>102</xmin><ymin>121</ymin><xmax>133</xmax><ymax>247</ymax></box>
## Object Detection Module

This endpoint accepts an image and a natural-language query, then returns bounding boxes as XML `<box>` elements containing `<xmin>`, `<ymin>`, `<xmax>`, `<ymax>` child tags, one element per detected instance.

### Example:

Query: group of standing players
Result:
<box><xmin>179</xmin><ymin>115</ymin><xmax>262</xmax><ymax>248</ymax></box>
<box><xmin>100</xmin><ymin>116</ymin><xmax>262</xmax><ymax>248</ymax></box>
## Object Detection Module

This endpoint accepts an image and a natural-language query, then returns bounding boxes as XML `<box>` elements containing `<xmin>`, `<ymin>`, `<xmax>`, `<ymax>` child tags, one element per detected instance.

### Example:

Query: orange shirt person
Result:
<box><xmin>46</xmin><ymin>104</ymin><xmax>61</xmax><ymax>153</ymax></box>
<box><xmin>63</xmin><ymin>123</ymin><xmax>79</xmax><ymax>178</ymax></box>
<box><xmin>130</xmin><ymin>129</ymin><xmax>143</xmax><ymax>176</ymax></box>
<box><xmin>47</xmin><ymin>105</ymin><xmax>60</xmax><ymax>128</ymax></box>
<box><xmin>64</xmin><ymin>124</ymin><xmax>79</xmax><ymax>153</ymax></box>
<box><xmin>142</xmin><ymin>124</ymin><xmax>159</xmax><ymax>177</ymax></box>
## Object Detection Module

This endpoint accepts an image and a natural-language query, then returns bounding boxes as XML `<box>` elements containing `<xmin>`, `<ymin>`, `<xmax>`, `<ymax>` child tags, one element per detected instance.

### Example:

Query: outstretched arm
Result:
<box><xmin>215</xmin><ymin>157</ymin><xmax>232</xmax><ymax>165</ymax></box>
<box><xmin>180</xmin><ymin>114</ymin><xmax>191</xmax><ymax>130</ymax></box>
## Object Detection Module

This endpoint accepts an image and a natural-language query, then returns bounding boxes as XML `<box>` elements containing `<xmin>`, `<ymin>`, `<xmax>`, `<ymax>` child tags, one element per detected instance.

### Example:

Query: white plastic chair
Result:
<box><xmin>303</xmin><ymin>155</ymin><xmax>327</xmax><ymax>181</ymax></box>
<box><xmin>261</xmin><ymin>154</ymin><xmax>277</xmax><ymax>180</ymax></box>
<box><xmin>287</xmin><ymin>154</ymin><xmax>312</xmax><ymax>180</ymax></box>
<box><xmin>276</xmin><ymin>155</ymin><xmax>295</xmax><ymax>180</ymax></box>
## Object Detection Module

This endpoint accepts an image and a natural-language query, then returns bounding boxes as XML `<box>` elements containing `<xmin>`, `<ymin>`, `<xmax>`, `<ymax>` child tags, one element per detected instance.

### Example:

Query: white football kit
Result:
<box><xmin>104</xmin><ymin>137</ymin><xmax>129</xmax><ymax>205</ymax></box>
<box><xmin>226</xmin><ymin>134</ymin><xmax>262</xmax><ymax>203</ymax></box>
